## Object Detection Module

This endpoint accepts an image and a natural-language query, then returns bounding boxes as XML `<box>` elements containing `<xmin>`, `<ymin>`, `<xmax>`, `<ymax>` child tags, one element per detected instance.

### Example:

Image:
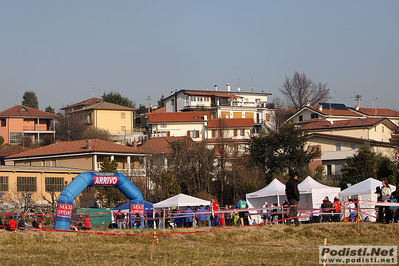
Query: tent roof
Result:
<box><xmin>246</xmin><ymin>179</ymin><xmax>286</xmax><ymax>198</ymax></box>
<box><xmin>338</xmin><ymin>178</ymin><xmax>396</xmax><ymax>197</ymax></box>
<box><xmin>112</xmin><ymin>200</ymin><xmax>153</xmax><ymax>211</ymax></box>
<box><xmin>153</xmin><ymin>193</ymin><xmax>210</xmax><ymax>209</ymax></box>
<box><xmin>299</xmin><ymin>176</ymin><xmax>340</xmax><ymax>193</ymax></box>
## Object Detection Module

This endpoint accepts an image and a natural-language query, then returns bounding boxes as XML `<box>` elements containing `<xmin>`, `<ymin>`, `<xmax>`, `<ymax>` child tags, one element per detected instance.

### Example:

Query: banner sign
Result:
<box><xmin>131</xmin><ymin>204</ymin><xmax>144</xmax><ymax>215</ymax></box>
<box><xmin>93</xmin><ymin>175</ymin><xmax>118</xmax><ymax>185</ymax></box>
<box><xmin>57</xmin><ymin>204</ymin><xmax>73</xmax><ymax>218</ymax></box>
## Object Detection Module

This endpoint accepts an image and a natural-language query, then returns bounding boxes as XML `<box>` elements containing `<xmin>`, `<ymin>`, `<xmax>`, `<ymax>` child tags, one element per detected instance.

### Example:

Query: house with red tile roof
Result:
<box><xmin>4</xmin><ymin>138</ymin><xmax>146</xmax><ymax>178</ymax></box>
<box><xmin>147</xmin><ymin>111</ymin><xmax>210</xmax><ymax>140</ymax></box>
<box><xmin>0</xmin><ymin>105</ymin><xmax>57</xmax><ymax>145</ymax></box>
<box><xmin>163</xmin><ymin>85</ymin><xmax>275</xmax><ymax>133</ymax></box>
<box><xmin>61</xmin><ymin>98</ymin><xmax>140</xmax><ymax>143</ymax></box>
<box><xmin>286</xmin><ymin>102</ymin><xmax>363</xmax><ymax>124</ymax></box>
<box><xmin>349</xmin><ymin>106</ymin><xmax>399</xmax><ymax>127</ymax></box>
<box><xmin>301</xmin><ymin>118</ymin><xmax>398</xmax><ymax>178</ymax></box>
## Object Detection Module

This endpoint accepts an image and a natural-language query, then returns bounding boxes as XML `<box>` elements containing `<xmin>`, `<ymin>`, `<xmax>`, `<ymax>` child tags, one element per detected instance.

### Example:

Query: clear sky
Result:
<box><xmin>1</xmin><ymin>1</ymin><xmax>398</xmax><ymax>112</ymax></box>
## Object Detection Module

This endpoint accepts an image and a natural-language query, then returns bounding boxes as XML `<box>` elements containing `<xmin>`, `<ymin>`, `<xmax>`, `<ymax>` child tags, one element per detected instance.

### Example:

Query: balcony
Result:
<box><xmin>23</xmin><ymin>126</ymin><xmax>55</xmax><ymax>132</ymax></box>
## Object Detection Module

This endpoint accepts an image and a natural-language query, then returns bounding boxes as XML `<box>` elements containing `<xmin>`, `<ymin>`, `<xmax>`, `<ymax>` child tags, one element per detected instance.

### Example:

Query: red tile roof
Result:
<box><xmin>148</xmin><ymin>111</ymin><xmax>211</xmax><ymax>123</ymax></box>
<box><xmin>61</xmin><ymin>97</ymin><xmax>103</xmax><ymax>110</ymax></box>
<box><xmin>299</xmin><ymin>118</ymin><xmax>393</xmax><ymax>130</ymax></box>
<box><xmin>207</xmin><ymin>118</ymin><xmax>253</xmax><ymax>128</ymax></box>
<box><xmin>139</xmin><ymin>136</ymin><xmax>190</xmax><ymax>155</ymax></box>
<box><xmin>349</xmin><ymin>107</ymin><xmax>399</xmax><ymax>117</ymax></box>
<box><xmin>6</xmin><ymin>139</ymin><xmax>140</xmax><ymax>159</ymax></box>
<box><xmin>0</xmin><ymin>105</ymin><xmax>58</xmax><ymax>118</ymax></box>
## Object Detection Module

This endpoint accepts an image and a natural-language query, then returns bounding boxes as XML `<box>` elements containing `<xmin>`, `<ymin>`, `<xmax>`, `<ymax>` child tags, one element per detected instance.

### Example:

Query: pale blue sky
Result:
<box><xmin>1</xmin><ymin>1</ymin><xmax>398</xmax><ymax>111</ymax></box>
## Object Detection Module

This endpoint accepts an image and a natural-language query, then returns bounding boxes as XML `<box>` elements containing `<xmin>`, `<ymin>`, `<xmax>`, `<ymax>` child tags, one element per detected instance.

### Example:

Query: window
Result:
<box><xmin>327</xmin><ymin>165</ymin><xmax>332</xmax><ymax>175</ymax></box>
<box><xmin>311</xmin><ymin>113</ymin><xmax>319</xmax><ymax>119</ymax></box>
<box><xmin>266</xmin><ymin>114</ymin><xmax>270</xmax><ymax>122</ymax></box>
<box><xmin>239</xmin><ymin>129</ymin><xmax>244</xmax><ymax>136</ymax></box>
<box><xmin>121</xmin><ymin>112</ymin><xmax>126</xmax><ymax>119</ymax></box>
<box><xmin>299</xmin><ymin>115</ymin><xmax>303</xmax><ymax>122</ymax></box>
<box><xmin>160</xmin><ymin>124</ymin><xmax>167</xmax><ymax>128</ymax></box>
<box><xmin>171</xmin><ymin>99</ymin><xmax>175</xmax><ymax>106</ymax></box>
<box><xmin>45</xmin><ymin>177</ymin><xmax>65</xmax><ymax>192</ymax></box>
<box><xmin>121</xmin><ymin>126</ymin><xmax>126</xmax><ymax>132</ymax></box>
<box><xmin>0</xmin><ymin>176</ymin><xmax>9</xmax><ymax>191</ymax></box>
<box><xmin>17</xmin><ymin>177</ymin><xmax>37</xmax><ymax>192</ymax></box>
<box><xmin>188</xmin><ymin>130</ymin><xmax>199</xmax><ymax>138</ymax></box>
<box><xmin>351</xmin><ymin>144</ymin><xmax>356</xmax><ymax>150</ymax></box>
<box><xmin>10</xmin><ymin>132</ymin><xmax>22</xmax><ymax>144</ymax></box>
<box><xmin>335</xmin><ymin>143</ymin><xmax>341</xmax><ymax>151</ymax></box>
<box><xmin>382</xmin><ymin>126</ymin><xmax>384</xmax><ymax>133</ymax></box>
<box><xmin>1</xmin><ymin>119</ymin><xmax>6</xmax><ymax>127</ymax></box>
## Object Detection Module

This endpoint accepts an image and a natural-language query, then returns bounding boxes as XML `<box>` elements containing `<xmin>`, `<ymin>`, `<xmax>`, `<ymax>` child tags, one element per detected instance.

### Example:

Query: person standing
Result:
<box><xmin>224</xmin><ymin>205</ymin><xmax>232</xmax><ymax>226</ymax></box>
<box><xmin>196</xmin><ymin>205</ymin><xmax>207</xmax><ymax>227</ymax></box>
<box><xmin>211</xmin><ymin>199</ymin><xmax>219</xmax><ymax>227</ymax></box>
<box><xmin>285</xmin><ymin>171</ymin><xmax>300</xmax><ymax>226</ymax></box>
<box><xmin>84</xmin><ymin>215</ymin><xmax>91</xmax><ymax>230</ymax></box>
<box><xmin>184</xmin><ymin>206</ymin><xmax>194</xmax><ymax>228</ymax></box>
<box><xmin>236</xmin><ymin>198</ymin><xmax>249</xmax><ymax>227</ymax></box>
<box><xmin>116</xmin><ymin>210</ymin><xmax>126</xmax><ymax>229</ymax></box>
<box><xmin>321</xmin><ymin>196</ymin><xmax>333</xmax><ymax>222</ymax></box>
<box><xmin>378</xmin><ymin>179</ymin><xmax>391</xmax><ymax>224</ymax></box>
<box><xmin>261</xmin><ymin>201</ymin><xmax>269</xmax><ymax>225</ymax></box>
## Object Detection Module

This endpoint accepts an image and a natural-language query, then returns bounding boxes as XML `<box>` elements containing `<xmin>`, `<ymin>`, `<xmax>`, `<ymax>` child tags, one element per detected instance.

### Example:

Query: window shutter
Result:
<box><xmin>187</xmin><ymin>131</ymin><xmax>191</xmax><ymax>137</ymax></box>
<box><xmin>212</xmin><ymin>130</ymin><xmax>215</xmax><ymax>138</ymax></box>
<box><xmin>234</xmin><ymin>129</ymin><xmax>237</xmax><ymax>136</ymax></box>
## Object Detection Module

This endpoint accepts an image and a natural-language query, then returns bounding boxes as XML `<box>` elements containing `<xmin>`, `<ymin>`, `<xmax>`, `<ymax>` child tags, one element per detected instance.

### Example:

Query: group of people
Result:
<box><xmin>152</xmin><ymin>198</ymin><xmax>252</xmax><ymax>229</ymax></box>
<box><xmin>0</xmin><ymin>216</ymin><xmax>45</xmax><ymax>231</ymax></box>
<box><xmin>376</xmin><ymin>179</ymin><xmax>399</xmax><ymax>224</ymax></box>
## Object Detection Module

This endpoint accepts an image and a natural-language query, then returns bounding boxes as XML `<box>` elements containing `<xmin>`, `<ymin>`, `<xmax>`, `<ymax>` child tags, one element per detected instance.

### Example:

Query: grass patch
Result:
<box><xmin>0</xmin><ymin>223</ymin><xmax>398</xmax><ymax>265</ymax></box>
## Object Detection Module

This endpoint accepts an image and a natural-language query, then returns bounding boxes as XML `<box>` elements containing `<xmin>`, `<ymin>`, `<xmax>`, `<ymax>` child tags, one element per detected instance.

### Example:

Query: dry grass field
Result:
<box><xmin>1</xmin><ymin>223</ymin><xmax>398</xmax><ymax>266</ymax></box>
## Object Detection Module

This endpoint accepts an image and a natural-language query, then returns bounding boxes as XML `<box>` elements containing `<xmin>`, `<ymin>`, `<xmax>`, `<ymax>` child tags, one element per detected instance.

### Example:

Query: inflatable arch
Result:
<box><xmin>54</xmin><ymin>172</ymin><xmax>143</xmax><ymax>230</ymax></box>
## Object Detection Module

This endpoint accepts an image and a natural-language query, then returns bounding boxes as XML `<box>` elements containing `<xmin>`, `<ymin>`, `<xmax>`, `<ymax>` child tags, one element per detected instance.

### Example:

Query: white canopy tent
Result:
<box><xmin>338</xmin><ymin>178</ymin><xmax>396</xmax><ymax>222</ymax></box>
<box><xmin>153</xmin><ymin>193</ymin><xmax>210</xmax><ymax>210</ymax></box>
<box><xmin>246</xmin><ymin>176</ymin><xmax>340</xmax><ymax>224</ymax></box>
<box><xmin>298</xmin><ymin>176</ymin><xmax>341</xmax><ymax>213</ymax></box>
<box><xmin>246</xmin><ymin>179</ymin><xmax>287</xmax><ymax>224</ymax></box>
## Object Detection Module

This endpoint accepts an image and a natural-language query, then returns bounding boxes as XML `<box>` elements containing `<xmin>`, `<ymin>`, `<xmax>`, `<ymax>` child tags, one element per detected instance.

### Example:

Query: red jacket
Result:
<box><xmin>8</xmin><ymin>219</ymin><xmax>17</xmax><ymax>230</ymax></box>
<box><xmin>84</xmin><ymin>217</ymin><xmax>91</xmax><ymax>229</ymax></box>
<box><xmin>212</xmin><ymin>201</ymin><xmax>219</xmax><ymax>217</ymax></box>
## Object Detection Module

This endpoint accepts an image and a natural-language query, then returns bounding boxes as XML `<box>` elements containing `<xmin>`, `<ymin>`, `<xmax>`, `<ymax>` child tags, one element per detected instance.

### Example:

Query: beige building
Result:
<box><xmin>62</xmin><ymin>98</ymin><xmax>138</xmax><ymax>143</ymax></box>
<box><xmin>0</xmin><ymin>165</ymin><xmax>85</xmax><ymax>205</ymax></box>
<box><xmin>302</xmin><ymin>118</ymin><xmax>398</xmax><ymax>177</ymax></box>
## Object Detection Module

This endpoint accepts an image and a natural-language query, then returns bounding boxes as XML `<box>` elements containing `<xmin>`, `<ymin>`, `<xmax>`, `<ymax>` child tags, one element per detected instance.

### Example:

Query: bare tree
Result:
<box><xmin>279</xmin><ymin>72</ymin><xmax>330</xmax><ymax>109</ymax></box>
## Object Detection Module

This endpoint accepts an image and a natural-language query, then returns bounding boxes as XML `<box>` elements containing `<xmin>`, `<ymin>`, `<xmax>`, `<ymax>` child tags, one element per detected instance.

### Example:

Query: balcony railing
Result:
<box><xmin>23</xmin><ymin>126</ymin><xmax>54</xmax><ymax>131</ymax></box>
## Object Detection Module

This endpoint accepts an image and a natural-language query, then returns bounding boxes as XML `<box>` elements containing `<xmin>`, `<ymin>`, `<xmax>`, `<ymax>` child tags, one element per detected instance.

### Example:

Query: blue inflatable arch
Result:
<box><xmin>54</xmin><ymin>172</ymin><xmax>143</xmax><ymax>230</ymax></box>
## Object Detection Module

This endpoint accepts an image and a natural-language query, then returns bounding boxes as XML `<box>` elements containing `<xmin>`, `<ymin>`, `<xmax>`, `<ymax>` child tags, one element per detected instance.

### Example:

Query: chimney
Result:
<box><xmin>214</xmin><ymin>84</ymin><xmax>218</xmax><ymax>91</ymax></box>
<box><xmin>170</xmin><ymin>90</ymin><xmax>174</xmax><ymax>95</ymax></box>
<box><xmin>355</xmin><ymin>105</ymin><xmax>360</xmax><ymax>111</ymax></box>
<box><xmin>86</xmin><ymin>140</ymin><xmax>91</xmax><ymax>150</ymax></box>
<box><xmin>306</xmin><ymin>102</ymin><xmax>310</xmax><ymax>106</ymax></box>
<box><xmin>319</xmin><ymin>104</ymin><xmax>323</xmax><ymax>111</ymax></box>
<box><xmin>226</xmin><ymin>83</ymin><xmax>230</xmax><ymax>92</ymax></box>
<box><xmin>203</xmin><ymin>114</ymin><xmax>208</xmax><ymax>121</ymax></box>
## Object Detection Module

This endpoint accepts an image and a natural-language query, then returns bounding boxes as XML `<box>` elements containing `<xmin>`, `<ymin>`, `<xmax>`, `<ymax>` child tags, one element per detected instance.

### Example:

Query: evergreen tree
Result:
<box><xmin>45</xmin><ymin>106</ymin><xmax>55</xmax><ymax>114</ymax></box>
<box><xmin>102</xmin><ymin>91</ymin><xmax>135</xmax><ymax>108</ymax></box>
<box><xmin>341</xmin><ymin>144</ymin><xmax>378</xmax><ymax>185</ymax></box>
<box><xmin>250</xmin><ymin>123</ymin><xmax>320</xmax><ymax>182</ymax></box>
<box><xmin>158</xmin><ymin>95</ymin><xmax>165</xmax><ymax>108</ymax></box>
<box><xmin>22</xmin><ymin>91</ymin><xmax>39</xmax><ymax>109</ymax></box>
